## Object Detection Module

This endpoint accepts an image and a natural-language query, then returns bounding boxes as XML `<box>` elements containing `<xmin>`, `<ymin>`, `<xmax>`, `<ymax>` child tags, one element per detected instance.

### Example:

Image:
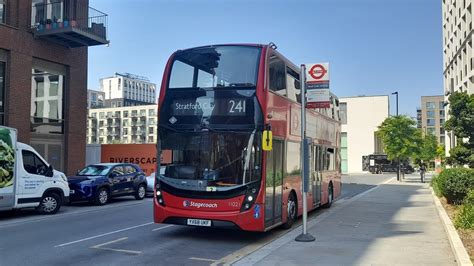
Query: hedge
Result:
<box><xmin>432</xmin><ymin>168</ymin><xmax>474</xmax><ymax>204</ymax></box>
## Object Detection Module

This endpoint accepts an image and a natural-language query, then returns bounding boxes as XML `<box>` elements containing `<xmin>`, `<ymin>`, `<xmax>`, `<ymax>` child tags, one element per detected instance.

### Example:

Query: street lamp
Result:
<box><xmin>392</xmin><ymin>91</ymin><xmax>398</xmax><ymax>116</ymax></box>
<box><xmin>391</xmin><ymin>91</ymin><xmax>400</xmax><ymax>181</ymax></box>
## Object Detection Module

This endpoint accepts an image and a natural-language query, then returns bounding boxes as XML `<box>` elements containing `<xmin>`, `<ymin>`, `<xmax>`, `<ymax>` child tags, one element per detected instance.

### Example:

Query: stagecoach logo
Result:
<box><xmin>182</xmin><ymin>200</ymin><xmax>218</xmax><ymax>208</ymax></box>
<box><xmin>169</xmin><ymin>116</ymin><xmax>177</xmax><ymax>124</ymax></box>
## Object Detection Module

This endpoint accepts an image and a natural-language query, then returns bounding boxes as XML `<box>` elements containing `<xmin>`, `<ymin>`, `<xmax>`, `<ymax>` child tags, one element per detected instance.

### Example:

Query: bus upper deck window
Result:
<box><xmin>269</xmin><ymin>56</ymin><xmax>286</xmax><ymax>96</ymax></box>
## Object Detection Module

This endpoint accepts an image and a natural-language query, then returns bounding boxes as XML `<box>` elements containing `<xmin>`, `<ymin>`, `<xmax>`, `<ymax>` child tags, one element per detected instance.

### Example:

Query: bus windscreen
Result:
<box><xmin>168</xmin><ymin>46</ymin><xmax>260</xmax><ymax>89</ymax></box>
<box><xmin>159</xmin><ymin>129</ymin><xmax>262</xmax><ymax>189</ymax></box>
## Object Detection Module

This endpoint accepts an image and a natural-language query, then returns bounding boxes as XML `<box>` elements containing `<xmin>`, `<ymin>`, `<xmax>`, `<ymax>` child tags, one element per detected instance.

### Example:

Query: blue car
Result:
<box><xmin>68</xmin><ymin>163</ymin><xmax>147</xmax><ymax>205</ymax></box>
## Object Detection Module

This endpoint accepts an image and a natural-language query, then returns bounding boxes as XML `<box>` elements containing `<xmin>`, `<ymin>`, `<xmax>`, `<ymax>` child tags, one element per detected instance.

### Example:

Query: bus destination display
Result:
<box><xmin>172</xmin><ymin>98</ymin><xmax>247</xmax><ymax>116</ymax></box>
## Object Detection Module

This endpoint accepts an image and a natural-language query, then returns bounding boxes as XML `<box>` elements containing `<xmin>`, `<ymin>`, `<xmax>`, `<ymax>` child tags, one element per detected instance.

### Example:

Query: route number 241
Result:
<box><xmin>229</xmin><ymin>100</ymin><xmax>246</xmax><ymax>113</ymax></box>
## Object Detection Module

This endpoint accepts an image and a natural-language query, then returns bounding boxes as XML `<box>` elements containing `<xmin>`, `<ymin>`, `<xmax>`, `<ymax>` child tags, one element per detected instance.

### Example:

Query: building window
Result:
<box><xmin>427</xmin><ymin>111</ymin><xmax>435</xmax><ymax>118</ymax></box>
<box><xmin>440</xmin><ymin>118</ymin><xmax>445</xmax><ymax>125</ymax></box>
<box><xmin>0</xmin><ymin>0</ymin><xmax>6</xmax><ymax>24</ymax></box>
<box><xmin>340</xmin><ymin>102</ymin><xmax>347</xmax><ymax>124</ymax></box>
<box><xmin>426</xmin><ymin>102</ymin><xmax>436</xmax><ymax>109</ymax></box>
<box><xmin>440</xmin><ymin>110</ymin><xmax>445</xmax><ymax>117</ymax></box>
<box><xmin>426</xmin><ymin>119</ymin><xmax>435</xmax><ymax>126</ymax></box>
<box><xmin>149</xmin><ymin>127</ymin><xmax>154</xmax><ymax>134</ymax></box>
<box><xmin>440</xmin><ymin>127</ymin><xmax>445</xmax><ymax>135</ymax></box>
<box><xmin>99</xmin><ymin>112</ymin><xmax>105</xmax><ymax>119</ymax></box>
<box><xmin>148</xmin><ymin>109</ymin><xmax>155</xmax><ymax>116</ymax></box>
<box><xmin>31</xmin><ymin>60</ymin><xmax>66</xmax><ymax>134</ymax></box>
<box><xmin>439</xmin><ymin>101</ymin><xmax>445</xmax><ymax>109</ymax></box>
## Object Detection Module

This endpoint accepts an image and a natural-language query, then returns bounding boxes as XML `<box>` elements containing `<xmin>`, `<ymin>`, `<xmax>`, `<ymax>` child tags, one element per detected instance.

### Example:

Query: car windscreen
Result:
<box><xmin>77</xmin><ymin>165</ymin><xmax>111</xmax><ymax>176</ymax></box>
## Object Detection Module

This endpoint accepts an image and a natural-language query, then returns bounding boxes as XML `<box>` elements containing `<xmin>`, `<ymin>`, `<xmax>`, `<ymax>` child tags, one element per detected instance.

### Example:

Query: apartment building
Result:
<box><xmin>442</xmin><ymin>0</ymin><xmax>474</xmax><ymax>155</ymax></box>
<box><xmin>0</xmin><ymin>0</ymin><xmax>108</xmax><ymax>174</ymax></box>
<box><xmin>419</xmin><ymin>96</ymin><xmax>446</xmax><ymax>144</ymax></box>
<box><xmin>100</xmin><ymin>72</ymin><xmax>157</xmax><ymax>108</ymax></box>
<box><xmin>87</xmin><ymin>105</ymin><xmax>158</xmax><ymax>145</ymax></box>
<box><xmin>87</xmin><ymin>89</ymin><xmax>105</xmax><ymax>109</ymax></box>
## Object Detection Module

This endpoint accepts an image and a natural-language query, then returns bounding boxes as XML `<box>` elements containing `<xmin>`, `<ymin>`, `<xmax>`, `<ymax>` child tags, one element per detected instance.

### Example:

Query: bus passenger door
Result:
<box><xmin>312</xmin><ymin>145</ymin><xmax>322</xmax><ymax>206</ymax></box>
<box><xmin>264</xmin><ymin>140</ymin><xmax>283</xmax><ymax>227</ymax></box>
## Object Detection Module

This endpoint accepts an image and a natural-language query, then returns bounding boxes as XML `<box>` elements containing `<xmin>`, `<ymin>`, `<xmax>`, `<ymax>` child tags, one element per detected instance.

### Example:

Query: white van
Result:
<box><xmin>0</xmin><ymin>126</ymin><xmax>69</xmax><ymax>214</ymax></box>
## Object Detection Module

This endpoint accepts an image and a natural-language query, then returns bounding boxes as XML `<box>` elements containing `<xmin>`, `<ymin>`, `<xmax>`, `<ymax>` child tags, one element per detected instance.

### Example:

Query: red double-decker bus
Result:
<box><xmin>154</xmin><ymin>44</ymin><xmax>341</xmax><ymax>231</ymax></box>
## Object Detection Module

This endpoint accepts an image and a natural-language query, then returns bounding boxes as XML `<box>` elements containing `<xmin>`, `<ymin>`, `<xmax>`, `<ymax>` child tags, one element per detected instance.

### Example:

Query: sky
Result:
<box><xmin>88</xmin><ymin>0</ymin><xmax>443</xmax><ymax>117</ymax></box>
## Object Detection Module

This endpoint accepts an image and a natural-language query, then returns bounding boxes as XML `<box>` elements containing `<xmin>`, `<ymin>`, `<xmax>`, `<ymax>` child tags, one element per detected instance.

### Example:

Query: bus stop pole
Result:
<box><xmin>296</xmin><ymin>64</ymin><xmax>315</xmax><ymax>242</ymax></box>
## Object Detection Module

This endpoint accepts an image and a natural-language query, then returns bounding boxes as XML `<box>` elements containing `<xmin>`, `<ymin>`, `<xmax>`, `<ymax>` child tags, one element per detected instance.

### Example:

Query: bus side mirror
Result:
<box><xmin>262</xmin><ymin>130</ymin><xmax>273</xmax><ymax>151</ymax></box>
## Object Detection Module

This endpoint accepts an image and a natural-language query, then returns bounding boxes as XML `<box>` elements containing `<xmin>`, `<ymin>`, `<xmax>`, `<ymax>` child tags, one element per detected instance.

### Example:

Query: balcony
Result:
<box><xmin>31</xmin><ymin>1</ymin><xmax>108</xmax><ymax>48</ymax></box>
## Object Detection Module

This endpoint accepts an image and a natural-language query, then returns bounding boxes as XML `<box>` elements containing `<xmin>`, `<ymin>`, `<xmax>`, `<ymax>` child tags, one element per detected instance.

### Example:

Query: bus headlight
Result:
<box><xmin>155</xmin><ymin>181</ymin><xmax>165</xmax><ymax>206</ymax></box>
<box><xmin>241</xmin><ymin>183</ymin><xmax>260</xmax><ymax>212</ymax></box>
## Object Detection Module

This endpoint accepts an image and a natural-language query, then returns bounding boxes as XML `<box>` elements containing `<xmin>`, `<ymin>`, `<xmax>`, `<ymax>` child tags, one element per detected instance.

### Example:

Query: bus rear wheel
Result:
<box><xmin>282</xmin><ymin>192</ymin><xmax>297</xmax><ymax>229</ymax></box>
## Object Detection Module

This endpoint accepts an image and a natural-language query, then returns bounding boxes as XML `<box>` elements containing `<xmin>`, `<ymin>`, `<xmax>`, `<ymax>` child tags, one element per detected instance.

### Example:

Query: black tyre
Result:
<box><xmin>135</xmin><ymin>184</ymin><xmax>146</xmax><ymax>200</ymax></box>
<box><xmin>281</xmin><ymin>192</ymin><xmax>297</xmax><ymax>229</ymax></box>
<box><xmin>37</xmin><ymin>193</ymin><xmax>61</xmax><ymax>214</ymax></box>
<box><xmin>323</xmin><ymin>183</ymin><xmax>333</xmax><ymax>209</ymax></box>
<box><xmin>95</xmin><ymin>188</ymin><xmax>109</xmax><ymax>206</ymax></box>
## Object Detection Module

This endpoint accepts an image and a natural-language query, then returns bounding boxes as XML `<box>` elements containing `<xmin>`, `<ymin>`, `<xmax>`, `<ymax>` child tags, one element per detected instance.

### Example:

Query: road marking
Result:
<box><xmin>152</xmin><ymin>224</ymin><xmax>174</xmax><ymax>231</ymax></box>
<box><xmin>189</xmin><ymin>257</ymin><xmax>217</xmax><ymax>262</ymax></box>
<box><xmin>91</xmin><ymin>237</ymin><xmax>142</xmax><ymax>255</ymax></box>
<box><xmin>92</xmin><ymin>237</ymin><xmax>128</xmax><ymax>248</ymax></box>
<box><xmin>55</xmin><ymin>222</ymin><xmax>153</xmax><ymax>247</ymax></box>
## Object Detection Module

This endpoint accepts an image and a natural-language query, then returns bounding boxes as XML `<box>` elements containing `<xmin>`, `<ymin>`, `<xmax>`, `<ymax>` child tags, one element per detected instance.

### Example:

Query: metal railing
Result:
<box><xmin>31</xmin><ymin>0</ymin><xmax>107</xmax><ymax>40</ymax></box>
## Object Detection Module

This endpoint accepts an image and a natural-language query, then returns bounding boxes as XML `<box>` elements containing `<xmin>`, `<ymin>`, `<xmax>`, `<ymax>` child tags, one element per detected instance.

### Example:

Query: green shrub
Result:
<box><xmin>432</xmin><ymin>170</ymin><xmax>449</xmax><ymax>198</ymax></box>
<box><xmin>454</xmin><ymin>190</ymin><xmax>474</xmax><ymax>229</ymax></box>
<box><xmin>441</xmin><ymin>168</ymin><xmax>474</xmax><ymax>204</ymax></box>
<box><xmin>431</xmin><ymin>175</ymin><xmax>442</xmax><ymax>197</ymax></box>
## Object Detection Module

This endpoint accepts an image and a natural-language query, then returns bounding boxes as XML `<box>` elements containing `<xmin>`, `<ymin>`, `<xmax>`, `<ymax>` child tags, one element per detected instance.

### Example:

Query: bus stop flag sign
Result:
<box><xmin>305</xmin><ymin>63</ymin><xmax>330</xmax><ymax>109</ymax></box>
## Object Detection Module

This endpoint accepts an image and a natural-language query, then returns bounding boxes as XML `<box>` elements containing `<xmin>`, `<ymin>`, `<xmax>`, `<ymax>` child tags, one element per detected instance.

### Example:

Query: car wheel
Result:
<box><xmin>135</xmin><ymin>184</ymin><xmax>146</xmax><ymax>200</ymax></box>
<box><xmin>323</xmin><ymin>183</ymin><xmax>333</xmax><ymax>208</ymax></box>
<box><xmin>37</xmin><ymin>193</ymin><xmax>61</xmax><ymax>214</ymax></box>
<box><xmin>95</xmin><ymin>188</ymin><xmax>109</xmax><ymax>206</ymax></box>
<box><xmin>281</xmin><ymin>192</ymin><xmax>297</xmax><ymax>229</ymax></box>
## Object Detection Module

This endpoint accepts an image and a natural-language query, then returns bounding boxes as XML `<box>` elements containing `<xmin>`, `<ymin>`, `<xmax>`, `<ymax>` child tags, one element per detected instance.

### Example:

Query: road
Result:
<box><xmin>0</xmin><ymin>174</ymin><xmax>394</xmax><ymax>266</ymax></box>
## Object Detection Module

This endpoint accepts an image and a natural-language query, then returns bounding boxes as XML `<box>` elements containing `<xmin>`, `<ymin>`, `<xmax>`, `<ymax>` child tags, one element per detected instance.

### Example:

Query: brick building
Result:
<box><xmin>0</xmin><ymin>0</ymin><xmax>108</xmax><ymax>174</ymax></box>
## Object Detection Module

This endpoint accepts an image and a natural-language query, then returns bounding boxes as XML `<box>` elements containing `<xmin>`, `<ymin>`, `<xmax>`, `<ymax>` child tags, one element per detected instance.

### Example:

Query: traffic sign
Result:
<box><xmin>306</xmin><ymin>63</ymin><xmax>329</xmax><ymax>83</ymax></box>
<box><xmin>305</xmin><ymin>62</ymin><xmax>330</xmax><ymax>109</ymax></box>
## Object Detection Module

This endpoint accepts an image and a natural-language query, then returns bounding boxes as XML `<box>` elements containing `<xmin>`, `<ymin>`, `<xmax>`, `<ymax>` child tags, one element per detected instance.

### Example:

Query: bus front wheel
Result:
<box><xmin>281</xmin><ymin>192</ymin><xmax>297</xmax><ymax>229</ymax></box>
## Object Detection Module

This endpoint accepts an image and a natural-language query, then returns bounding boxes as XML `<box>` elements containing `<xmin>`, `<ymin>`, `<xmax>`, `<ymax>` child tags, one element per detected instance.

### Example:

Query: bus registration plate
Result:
<box><xmin>187</xmin><ymin>219</ymin><xmax>211</xmax><ymax>227</ymax></box>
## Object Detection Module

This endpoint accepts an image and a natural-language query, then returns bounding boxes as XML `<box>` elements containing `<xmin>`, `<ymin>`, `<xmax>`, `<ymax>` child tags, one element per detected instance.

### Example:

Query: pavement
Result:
<box><xmin>234</xmin><ymin>173</ymin><xmax>460</xmax><ymax>266</ymax></box>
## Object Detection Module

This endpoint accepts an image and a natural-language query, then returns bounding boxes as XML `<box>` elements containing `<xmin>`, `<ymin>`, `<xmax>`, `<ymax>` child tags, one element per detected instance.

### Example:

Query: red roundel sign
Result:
<box><xmin>308</xmin><ymin>64</ymin><xmax>327</xmax><ymax>80</ymax></box>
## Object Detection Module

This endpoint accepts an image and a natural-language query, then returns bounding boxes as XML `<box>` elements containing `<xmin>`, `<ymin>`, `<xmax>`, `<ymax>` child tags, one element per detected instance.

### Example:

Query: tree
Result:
<box><xmin>377</xmin><ymin>115</ymin><xmax>419</xmax><ymax>180</ymax></box>
<box><xmin>413</xmin><ymin>133</ymin><xmax>438</xmax><ymax>163</ymax></box>
<box><xmin>444</xmin><ymin>91</ymin><xmax>474</xmax><ymax>167</ymax></box>
<box><xmin>436</xmin><ymin>144</ymin><xmax>446</xmax><ymax>161</ymax></box>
